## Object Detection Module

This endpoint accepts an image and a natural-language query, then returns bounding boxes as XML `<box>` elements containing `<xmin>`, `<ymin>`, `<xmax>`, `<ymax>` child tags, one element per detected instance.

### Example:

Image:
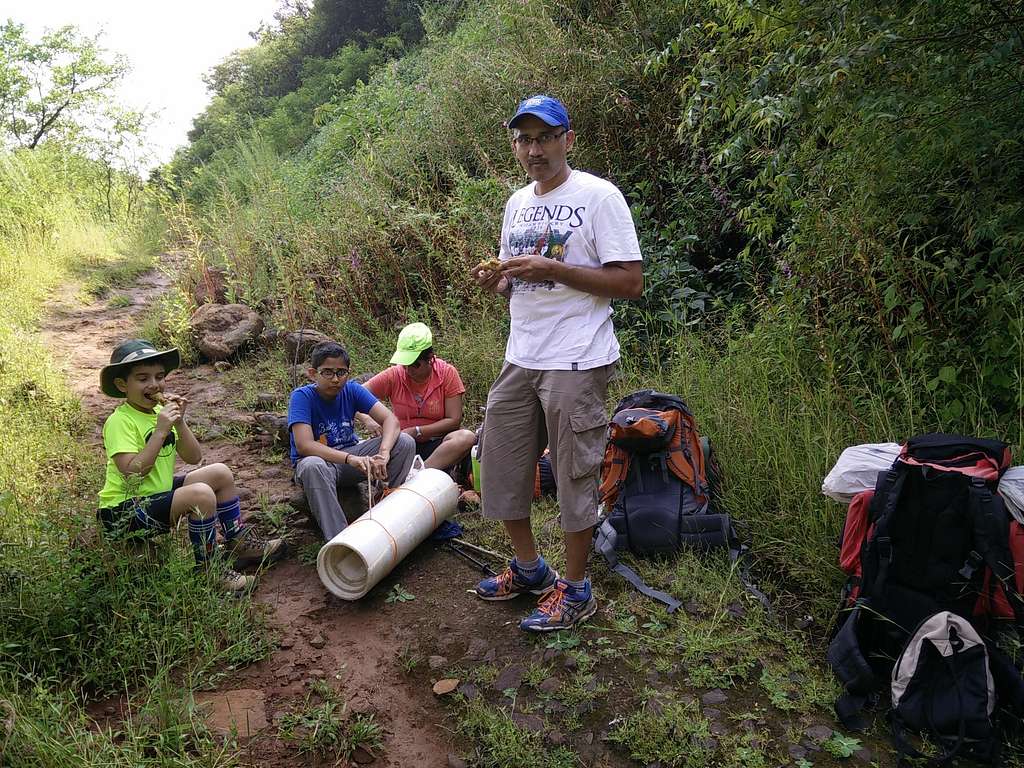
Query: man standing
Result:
<box><xmin>471</xmin><ymin>95</ymin><xmax>643</xmax><ymax>631</ymax></box>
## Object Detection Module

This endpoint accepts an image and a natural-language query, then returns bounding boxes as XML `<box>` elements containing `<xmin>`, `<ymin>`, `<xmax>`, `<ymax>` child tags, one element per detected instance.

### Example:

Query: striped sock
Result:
<box><xmin>216</xmin><ymin>496</ymin><xmax>242</xmax><ymax>540</ymax></box>
<box><xmin>188</xmin><ymin>514</ymin><xmax>218</xmax><ymax>564</ymax></box>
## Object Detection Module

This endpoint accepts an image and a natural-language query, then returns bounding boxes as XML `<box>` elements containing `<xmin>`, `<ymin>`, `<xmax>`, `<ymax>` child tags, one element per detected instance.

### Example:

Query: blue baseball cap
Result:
<box><xmin>508</xmin><ymin>95</ymin><xmax>570</xmax><ymax>131</ymax></box>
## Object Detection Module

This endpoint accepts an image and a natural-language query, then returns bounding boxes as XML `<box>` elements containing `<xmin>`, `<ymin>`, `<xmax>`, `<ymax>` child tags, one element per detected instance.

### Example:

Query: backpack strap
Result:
<box><xmin>593</xmin><ymin>519</ymin><xmax>682</xmax><ymax>612</ymax></box>
<box><xmin>967</xmin><ymin>479</ymin><xmax>1024</xmax><ymax>628</ymax></box>
<box><xmin>599</xmin><ymin>444</ymin><xmax>629</xmax><ymax>508</ymax></box>
<box><xmin>866</xmin><ymin>466</ymin><xmax>908</xmax><ymax>606</ymax></box>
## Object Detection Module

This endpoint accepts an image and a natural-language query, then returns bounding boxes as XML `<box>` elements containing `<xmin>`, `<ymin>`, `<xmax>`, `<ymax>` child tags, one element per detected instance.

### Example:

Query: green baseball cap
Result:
<box><xmin>390</xmin><ymin>323</ymin><xmax>433</xmax><ymax>366</ymax></box>
<box><xmin>100</xmin><ymin>339</ymin><xmax>180</xmax><ymax>398</ymax></box>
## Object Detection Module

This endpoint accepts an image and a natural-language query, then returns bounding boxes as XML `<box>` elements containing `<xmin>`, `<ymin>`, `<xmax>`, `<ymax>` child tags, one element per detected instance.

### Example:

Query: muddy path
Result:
<box><xmin>41</xmin><ymin>267</ymin><xmax>489</xmax><ymax>767</ymax></box>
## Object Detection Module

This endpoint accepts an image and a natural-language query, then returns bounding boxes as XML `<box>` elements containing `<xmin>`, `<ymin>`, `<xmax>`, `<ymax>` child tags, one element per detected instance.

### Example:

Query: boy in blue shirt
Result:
<box><xmin>290</xmin><ymin>341</ymin><xmax>415</xmax><ymax>540</ymax></box>
<box><xmin>97</xmin><ymin>339</ymin><xmax>285</xmax><ymax>594</ymax></box>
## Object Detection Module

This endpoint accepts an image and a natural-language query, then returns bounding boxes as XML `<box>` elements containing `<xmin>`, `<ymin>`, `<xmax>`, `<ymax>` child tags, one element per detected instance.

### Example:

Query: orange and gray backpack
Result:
<box><xmin>593</xmin><ymin>390</ymin><xmax>750</xmax><ymax>611</ymax></box>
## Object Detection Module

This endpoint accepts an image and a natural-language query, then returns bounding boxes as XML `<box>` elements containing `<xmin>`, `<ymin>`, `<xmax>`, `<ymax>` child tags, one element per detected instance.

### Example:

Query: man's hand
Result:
<box><xmin>357</xmin><ymin>412</ymin><xmax>382</xmax><ymax>437</ymax></box>
<box><xmin>500</xmin><ymin>255</ymin><xmax>557</xmax><ymax>284</ymax></box>
<box><xmin>156</xmin><ymin>402</ymin><xmax>180</xmax><ymax>433</ymax></box>
<box><xmin>471</xmin><ymin>260</ymin><xmax>508</xmax><ymax>294</ymax></box>
<box><xmin>368</xmin><ymin>451</ymin><xmax>389</xmax><ymax>481</ymax></box>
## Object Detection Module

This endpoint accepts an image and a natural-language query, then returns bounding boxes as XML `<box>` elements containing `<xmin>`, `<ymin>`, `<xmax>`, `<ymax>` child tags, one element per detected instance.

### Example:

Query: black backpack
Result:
<box><xmin>890</xmin><ymin>611</ymin><xmax>999</xmax><ymax>765</ymax></box>
<box><xmin>592</xmin><ymin>390</ymin><xmax>753</xmax><ymax>612</ymax></box>
<box><xmin>828</xmin><ymin>433</ymin><xmax>1024</xmax><ymax>749</ymax></box>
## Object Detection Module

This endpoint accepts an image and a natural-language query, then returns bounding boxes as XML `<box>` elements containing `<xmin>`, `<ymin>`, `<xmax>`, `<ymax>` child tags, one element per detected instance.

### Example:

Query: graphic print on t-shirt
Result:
<box><xmin>507</xmin><ymin>222</ymin><xmax>575</xmax><ymax>294</ymax></box>
<box><xmin>316</xmin><ymin>418</ymin><xmax>354</xmax><ymax>449</ymax></box>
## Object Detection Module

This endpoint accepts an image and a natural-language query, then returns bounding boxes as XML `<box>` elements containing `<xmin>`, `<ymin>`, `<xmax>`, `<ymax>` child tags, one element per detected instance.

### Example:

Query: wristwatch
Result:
<box><xmin>415</xmin><ymin>426</ymin><xmax>422</xmax><ymax>439</ymax></box>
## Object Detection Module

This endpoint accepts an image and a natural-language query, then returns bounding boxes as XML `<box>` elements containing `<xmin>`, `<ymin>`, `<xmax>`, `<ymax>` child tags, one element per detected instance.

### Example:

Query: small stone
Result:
<box><xmin>214</xmin><ymin>360</ymin><xmax>232</xmax><ymax>372</ymax></box>
<box><xmin>309</xmin><ymin>634</ymin><xmax>326</xmax><ymax>649</ymax></box>
<box><xmin>236</xmin><ymin>487</ymin><xmax>254</xmax><ymax>501</ymax></box>
<box><xmin>701</xmin><ymin>689</ymin><xmax>728</xmax><ymax>706</ymax></box>
<box><xmin>447</xmin><ymin>755</ymin><xmax>468</xmax><ymax>768</ymax></box>
<box><xmin>428</xmin><ymin>655</ymin><xmax>448</xmax><ymax>670</ymax></box>
<box><xmin>511</xmin><ymin>713</ymin><xmax>545</xmax><ymax>733</ymax></box>
<box><xmin>563</xmin><ymin>655</ymin><xmax>577</xmax><ymax>670</ymax></box>
<box><xmin>308</xmin><ymin>669</ymin><xmax>325</xmax><ymax>679</ymax></box>
<box><xmin>854</xmin><ymin>747</ymin><xmax>874</xmax><ymax>763</ymax></box>
<box><xmin>684</xmin><ymin>599</ymin><xmax>702</xmax><ymax>615</ymax></box>
<box><xmin>456</xmin><ymin>683</ymin><xmax>478</xmax><ymax>700</ymax></box>
<box><xmin>253</xmin><ymin>392</ymin><xmax>279</xmax><ymax>410</ymax></box>
<box><xmin>725</xmin><ymin>602</ymin><xmax>746</xmax><ymax>619</ymax></box>
<box><xmin>788</xmin><ymin>744</ymin><xmax>808</xmax><ymax>760</ymax></box>
<box><xmin>542</xmin><ymin>648</ymin><xmax>561</xmax><ymax>662</ymax></box>
<box><xmin>538</xmin><ymin>677</ymin><xmax>561</xmax><ymax>694</ymax></box>
<box><xmin>351</xmin><ymin>745</ymin><xmax>374</xmax><ymax>764</ymax></box>
<box><xmin>464</xmin><ymin>637</ymin><xmax>489</xmax><ymax>660</ymax></box>
<box><xmin>279</xmin><ymin>637</ymin><xmax>294</xmax><ymax>650</ymax></box>
<box><xmin>582</xmin><ymin>732</ymin><xmax>595</xmax><ymax>745</ymax></box>
<box><xmin>348</xmin><ymin>695</ymin><xmax>373</xmax><ymax>715</ymax></box>
<box><xmin>433</xmin><ymin>678</ymin><xmax>459</xmax><ymax>695</ymax></box>
<box><xmin>492</xmin><ymin>664</ymin><xmax>526</xmax><ymax>692</ymax></box>
<box><xmin>103</xmin><ymin>705</ymin><xmax>117</xmax><ymax>716</ymax></box>
<box><xmin>547</xmin><ymin>729</ymin><xmax>565</xmax><ymax>746</ymax></box>
<box><xmin>482</xmin><ymin>648</ymin><xmax>496</xmax><ymax>663</ymax></box>
<box><xmin>709</xmin><ymin>720</ymin><xmax>729</xmax><ymax>736</ymax></box>
<box><xmin>804</xmin><ymin>725</ymin><xmax>833</xmax><ymax>745</ymax></box>
<box><xmin>702</xmin><ymin>708</ymin><xmax>720</xmax><ymax>720</ymax></box>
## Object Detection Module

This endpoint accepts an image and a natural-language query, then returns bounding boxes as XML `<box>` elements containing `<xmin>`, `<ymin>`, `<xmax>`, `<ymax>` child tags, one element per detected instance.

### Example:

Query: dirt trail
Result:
<box><xmin>41</xmin><ymin>268</ymin><xmax>489</xmax><ymax>767</ymax></box>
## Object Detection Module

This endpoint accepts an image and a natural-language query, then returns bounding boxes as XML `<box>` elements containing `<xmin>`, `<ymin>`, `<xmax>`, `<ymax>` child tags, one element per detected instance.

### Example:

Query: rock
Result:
<box><xmin>701</xmin><ymin>689</ymin><xmax>728</xmax><ymax>706</ymax></box>
<box><xmin>103</xmin><ymin>705</ymin><xmax>117</xmax><ymax>716</ymax></box>
<box><xmin>310</xmin><ymin>634</ymin><xmax>326</xmax><ymax>649</ymax></box>
<box><xmin>283</xmin><ymin>329</ymin><xmax>333</xmax><ymax>365</ymax></box>
<box><xmin>433</xmin><ymin>678</ymin><xmax>459</xmax><ymax>695</ymax></box>
<box><xmin>545</xmin><ymin>700</ymin><xmax>566</xmax><ymax>714</ymax></box>
<box><xmin>236</xmin><ymin>487</ymin><xmax>254</xmax><ymax>502</ymax></box>
<box><xmin>582</xmin><ymin>732</ymin><xmax>595</xmax><ymax>745</ymax></box>
<box><xmin>854</xmin><ymin>747</ymin><xmax>873</xmax><ymax>762</ymax></box>
<box><xmin>511</xmin><ymin>713</ymin><xmax>545</xmax><ymax>734</ymax></box>
<box><xmin>702</xmin><ymin>708</ymin><xmax>720</xmax><ymax>720</ymax></box>
<box><xmin>787</xmin><ymin>744</ymin><xmax>808</xmax><ymax>760</ymax></box>
<box><xmin>259</xmin><ymin>325</ymin><xmax>281</xmax><ymax>348</ymax></box>
<box><xmin>684</xmin><ymin>599</ymin><xmax>702</xmax><ymax>616</ymax></box>
<box><xmin>492</xmin><ymin>664</ymin><xmax>526</xmax><ymax>692</ymax></box>
<box><xmin>253</xmin><ymin>392</ymin><xmax>280</xmax><ymax>410</ymax></box>
<box><xmin>542</xmin><ymin>648</ymin><xmax>561</xmax><ymax>662</ymax></box>
<box><xmin>253</xmin><ymin>412</ymin><xmax>289</xmax><ymax>447</ymax></box>
<box><xmin>191</xmin><ymin>303</ymin><xmax>264</xmax><ymax>361</ymax></box>
<box><xmin>563</xmin><ymin>655</ymin><xmax>577</xmax><ymax>670</ymax></box>
<box><xmin>482</xmin><ymin>648</ymin><xmax>496</xmax><ymax>663</ymax></box>
<box><xmin>193</xmin><ymin>266</ymin><xmax>228</xmax><ymax>305</ymax></box>
<box><xmin>538</xmin><ymin>677</ymin><xmax>561</xmax><ymax>694</ymax></box>
<box><xmin>447</xmin><ymin>755</ymin><xmax>468</xmax><ymax>768</ymax></box>
<box><xmin>428</xmin><ymin>655</ymin><xmax>448</xmax><ymax>670</ymax></box>
<box><xmin>277</xmin><ymin>635</ymin><xmax>293</xmax><ymax>650</ymax></box>
<box><xmin>709</xmin><ymin>720</ymin><xmax>729</xmax><ymax>736</ymax></box>
<box><xmin>804</xmin><ymin>725</ymin><xmax>833</xmax><ymax>745</ymax></box>
<box><xmin>456</xmin><ymin>683</ymin><xmax>478</xmax><ymax>700</ymax></box>
<box><xmin>195</xmin><ymin>689</ymin><xmax>267</xmax><ymax>737</ymax></box>
<box><xmin>351</xmin><ymin>745</ymin><xmax>375</xmax><ymax>764</ymax></box>
<box><xmin>214</xmin><ymin>360</ymin><xmax>232</xmax><ymax>372</ymax></box>
<box><xmin>309</xmin><ymin>669</ymin><xmax>325</xmax><ymax>679</ymax></box>
<box><xmin>547</xmin><ymin>729</ymin><xmax>565</xmax><ymax>746</ymax></box>
<box><xmin>726</xmin><ymin>602</ymin><xmax>746</xmax><ymax>619</ymax></box>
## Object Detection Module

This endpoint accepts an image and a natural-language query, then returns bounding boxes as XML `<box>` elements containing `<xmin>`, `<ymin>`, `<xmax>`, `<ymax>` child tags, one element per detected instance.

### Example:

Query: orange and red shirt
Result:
<box><xmin>364</xmin><ymin>357</ymin><xmax>466</xmax><ymax>430</ymax></box>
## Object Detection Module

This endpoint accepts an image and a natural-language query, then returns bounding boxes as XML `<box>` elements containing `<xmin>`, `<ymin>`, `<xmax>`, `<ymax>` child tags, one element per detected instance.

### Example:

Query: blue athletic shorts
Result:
<box><xmin>97</xmin><ymin>474</ymin><xmax>186</xmax><ymax>537</ymax></box>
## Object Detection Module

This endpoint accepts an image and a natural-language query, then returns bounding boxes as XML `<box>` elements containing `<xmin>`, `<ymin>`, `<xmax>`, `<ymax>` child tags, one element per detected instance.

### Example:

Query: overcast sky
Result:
<box><xmin>2</xmin><ymin>0</ymin><xmax>281</xmax><ymax>167</ymax></box>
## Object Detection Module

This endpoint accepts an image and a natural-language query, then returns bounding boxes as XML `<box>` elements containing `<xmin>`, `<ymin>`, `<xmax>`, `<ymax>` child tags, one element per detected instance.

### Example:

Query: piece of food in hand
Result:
<box><xmin>474</xmin><ymin>257</ymin><xmax>504</xmax><ymax>273</ymax></box>
<box><xmin>151</xmin><ymin>393</ymin><xmax>167</xmax><ymax>404</ymax></box>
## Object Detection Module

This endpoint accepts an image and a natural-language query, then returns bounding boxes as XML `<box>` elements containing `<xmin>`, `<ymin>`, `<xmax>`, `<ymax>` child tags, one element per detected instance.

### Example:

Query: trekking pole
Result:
<box><xmin>450</xmin><ymin>538</ymin><xmax>510</xmax><ymax>563</ymax></box>
<box><xmin>444</xmin><ymin>541</ymin><xmax>496</xmax><ymax>576</ymax></box>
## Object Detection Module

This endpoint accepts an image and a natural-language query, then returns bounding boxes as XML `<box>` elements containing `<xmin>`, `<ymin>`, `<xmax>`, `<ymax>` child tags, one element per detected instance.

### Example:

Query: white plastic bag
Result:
<box><xmin>821</xmin><ymin>442</ymin><xmax>901</xmax><ymax>504</ymax></box>
<box><xmin>999</xmin><ymin>467</ymin><xmax>1024</xmax><ymax>525</ymax></box>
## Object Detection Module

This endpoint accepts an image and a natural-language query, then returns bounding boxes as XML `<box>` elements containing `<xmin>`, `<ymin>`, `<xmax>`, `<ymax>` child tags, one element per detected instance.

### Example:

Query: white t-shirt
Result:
<box><xmin>499</xmin><ymin>169</ymin><xmax>642</xmax><ymax>370</ymax></box>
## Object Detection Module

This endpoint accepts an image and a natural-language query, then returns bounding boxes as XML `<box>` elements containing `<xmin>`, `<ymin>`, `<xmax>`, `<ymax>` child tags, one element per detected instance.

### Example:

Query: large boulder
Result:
<box><xmin>190</xmin><ymin>303</ymin><xmax>264</xmax><ymax>361</ymax></box>
<box><xmin>283</xmin><ymin>329</ymin><xmax>333</xmax><ymax>365</ymax></box>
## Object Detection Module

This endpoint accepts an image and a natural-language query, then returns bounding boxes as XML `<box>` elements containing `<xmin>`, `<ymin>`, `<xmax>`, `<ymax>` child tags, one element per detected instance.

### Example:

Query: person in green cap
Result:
<box><xmin>97</xmin><ymin>339</ymin><xmax>285</xmax><ymax>594</ymax></box>
<box><xmin>363</xmin><ymin>323</ymin><xmax>477</xmax><ymax>481</ymax></box>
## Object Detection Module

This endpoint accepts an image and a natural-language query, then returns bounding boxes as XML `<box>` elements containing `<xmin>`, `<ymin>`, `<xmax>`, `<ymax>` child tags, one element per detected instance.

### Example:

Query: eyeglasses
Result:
<box><xmin>317</xmin><ymin>368</ymin><xmax>350</xmax><ymax>379</ymax></box>
<box><xmin>512</xmin><ymin>130</ymin><xmax>568</xmax><ymax>148</ymax></box>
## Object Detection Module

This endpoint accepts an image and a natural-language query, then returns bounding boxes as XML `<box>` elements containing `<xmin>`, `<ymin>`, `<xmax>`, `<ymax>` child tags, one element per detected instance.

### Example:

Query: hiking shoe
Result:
<box><xmin>218</xmin><ymin>568</ymin><xmax>256</xmax><ymax>595</ymax></box>
<box><xmin>475</xmin><ymin>560</ymin><xmax>559</xmax><ymax>601</ymax></box>
<box><xmin>519</xmin><ymin>580</ymin><xmax>598</xmax><ymax>632</ymax></box>
<box><xmin>224</xmin><ymin>527</ymin><xmax>288</xmax><ymax>570</ymax></box>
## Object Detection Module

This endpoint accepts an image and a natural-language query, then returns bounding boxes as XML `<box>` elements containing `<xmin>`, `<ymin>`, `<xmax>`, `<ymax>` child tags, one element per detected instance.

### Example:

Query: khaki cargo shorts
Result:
<box><xmin>480</xmin><ymin>362</ymin><xmax>614</xmax><ymax>532</ymax></box>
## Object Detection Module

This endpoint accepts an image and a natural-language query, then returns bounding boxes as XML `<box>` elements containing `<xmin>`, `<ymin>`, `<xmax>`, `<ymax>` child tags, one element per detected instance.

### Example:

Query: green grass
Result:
<box><xmin>278</xmin><ymin>680</ymin><xmax>384</xmax><ymax>760</ymax></box>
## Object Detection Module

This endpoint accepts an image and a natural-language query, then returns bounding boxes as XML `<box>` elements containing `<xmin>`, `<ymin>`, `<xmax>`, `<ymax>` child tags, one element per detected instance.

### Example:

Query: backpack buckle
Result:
<box><xmin>877</xmin><ymin>536</ymin><xmax>893</xmax><ymax>563</ymax></box>
<box><xmin>958</xmin><ymin>550</ymin><xmax>984</xmax><ymax>581</ymax></box>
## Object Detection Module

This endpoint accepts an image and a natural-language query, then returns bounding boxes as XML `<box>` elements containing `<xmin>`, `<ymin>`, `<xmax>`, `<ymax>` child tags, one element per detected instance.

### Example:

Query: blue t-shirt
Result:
<box><xmin>287</xmin><ymin>382</ymin><xmax>379</xmax><ymax>465</ymax></box>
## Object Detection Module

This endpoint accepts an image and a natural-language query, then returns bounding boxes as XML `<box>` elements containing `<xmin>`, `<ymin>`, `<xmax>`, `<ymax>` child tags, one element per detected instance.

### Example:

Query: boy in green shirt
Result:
<box><xmin>97</xmin><ymin>339</ymin><xmax>285</xmax><ymax>593</ymax></box>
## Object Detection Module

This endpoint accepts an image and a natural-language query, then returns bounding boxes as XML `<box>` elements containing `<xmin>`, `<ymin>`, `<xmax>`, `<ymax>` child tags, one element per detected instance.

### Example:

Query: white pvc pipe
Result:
<box><xmin>316</xmin><ymin>467</ymin><xmax>459</xmax><ymax>600</ymax></box>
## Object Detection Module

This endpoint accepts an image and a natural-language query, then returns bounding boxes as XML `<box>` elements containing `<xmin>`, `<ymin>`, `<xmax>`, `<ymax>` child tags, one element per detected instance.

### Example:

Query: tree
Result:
<box><xmin>0</xmin><ymin>21</ymin><xmax>129</xmax><ymax>149</ymax></box>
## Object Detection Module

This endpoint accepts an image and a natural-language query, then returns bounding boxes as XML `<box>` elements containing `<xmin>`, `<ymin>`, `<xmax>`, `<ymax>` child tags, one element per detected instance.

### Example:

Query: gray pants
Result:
<box><xmin>295</xmin><ymin>433</ymin><xmax>416</xmax><ymax>540</ymax></box>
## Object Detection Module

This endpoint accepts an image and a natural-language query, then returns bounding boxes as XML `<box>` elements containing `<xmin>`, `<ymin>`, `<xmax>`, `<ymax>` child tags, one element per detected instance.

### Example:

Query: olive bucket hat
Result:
<box><xmin>100</xmin><ymin>339</ymin><xmax>180</xmax><ymax>398</ymax></box>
